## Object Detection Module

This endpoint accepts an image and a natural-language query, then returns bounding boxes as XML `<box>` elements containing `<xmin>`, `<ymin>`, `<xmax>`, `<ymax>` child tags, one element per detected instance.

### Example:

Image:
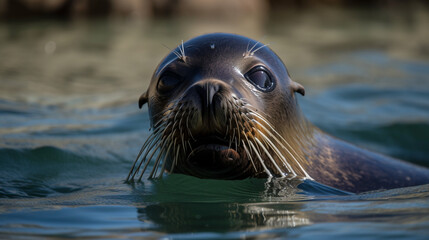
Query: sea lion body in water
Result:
<box><xmin>128</xmin><ymin>33</ymin><xmax>429</xmax><ymax>193</ymax></box>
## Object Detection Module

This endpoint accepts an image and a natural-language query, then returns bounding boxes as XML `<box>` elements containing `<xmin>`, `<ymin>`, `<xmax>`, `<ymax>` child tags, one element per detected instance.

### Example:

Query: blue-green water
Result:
<box><xmin>1</xmin><ymin>10</ymin><xmax>429</xmax><ymax>239</ymax></box>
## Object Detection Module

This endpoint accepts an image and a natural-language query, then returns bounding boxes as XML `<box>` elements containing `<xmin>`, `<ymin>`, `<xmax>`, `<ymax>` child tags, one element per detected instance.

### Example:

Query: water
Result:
<box><xmin>1</xmin><ymin>9</ymin><xmax>429</xmax><ymax>239</ymax></box>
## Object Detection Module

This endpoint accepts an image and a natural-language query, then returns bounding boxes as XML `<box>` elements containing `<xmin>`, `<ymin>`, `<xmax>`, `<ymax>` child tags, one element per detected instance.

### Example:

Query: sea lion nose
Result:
<box><xmin>183</xmin><ymin>79</ymin><xmax>229</xmax><ymax>133</ymax></box>
<box><xmin>192</xmin><ymin>81</ymin><xmax>221</xmax><ymax>108</ymax></box>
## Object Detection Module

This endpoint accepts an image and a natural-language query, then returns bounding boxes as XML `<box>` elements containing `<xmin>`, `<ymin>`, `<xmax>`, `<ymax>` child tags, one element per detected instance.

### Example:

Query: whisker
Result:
<box><xmin>248</xmin><ymin>140</ymin><xmax>272</xmax><ymax>177</ymax></box>
<box><xmin>243</xmin><ymin>40</ymin><xmax>251</xmax><ymax>57</ymax></box>
<box><xmin>137</xmin><ymin>138</ymin><xmax>165</xmax><ymax>181</ymax></box>
<box><xmin>242</xmin><ymin>105</ymin><xmax>311</xmax><ymax>179</ymax></box>
<box><xmin>245</xmin><ymin>41</ymin><xmax>259</xmax><ymax>57</ymax></box>
<box><xmin>253</xmin><ymin>119</ymin><xmax>312</xmax><ymax>179</ymax></box>
<box><xmin>151</xmin><ymin>103</ymin><xmax>177</xmax><ymax>121</ymax></box>
<box><xmin>256</xmin><ymin>129</ymin><xmax>296</xmax><ymax>177</ymax></box>
<box><xmin>254</xmin><ymin>137</ymin><xmax>286</xmax><ymax>177</ymax></box>
<box><xmin>186</xmin><ymin>114</ymin><xmax>196</xmax><ymax>141</ymax></box>
<box><xmin>130</xmin><ymin>132</ymin><xmax>163</xmax><ymax>180</ymax></box>
<box><xmin>241</xmin><ymin>137</ymin><xmax>257</xmax><ymax>171</ymax></box>
<box><xmin>126</xmin><ymin>132</ymin><xmax>157</xmax><ymax>181</ymax></box>
<box><xmin>148</xmin><ymin>134</ymin><xmax>172</xmax><ymax>178</ymax></box>
<box><xmin>173</xmin><ymin>139</ymin><xmax>181</xmax><ymax>171</ymax></box>
<box><xmin>232</xmin><ymin>112</ymin><xmax>241</xmax><ymax>146</ymax></box>
<box><xmin>157</xmin><ymin>141</ymin><xmax>173</xmax><ymax>178</ymax></box>
<box><xmin>251</xmin><ymin>44</ymin><xmax>269</xmax><ymax>55</ymax></box>
<box><xmin>162</xmin><ymin>43</ymin><xmax>182</xmax><ymax>59</ymax></box>
<box><xmin>180</xmin><ymin>40</ymin><xmax>186</xmax><ymax>59</ymax></box>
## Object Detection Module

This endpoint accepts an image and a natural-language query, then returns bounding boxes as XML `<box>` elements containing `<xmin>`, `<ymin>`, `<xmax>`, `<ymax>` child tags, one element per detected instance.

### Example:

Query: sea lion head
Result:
<box><xmin>128</xmin><ymin>33</ymin><xmax>310</xmax><ymax>181</ymax></box>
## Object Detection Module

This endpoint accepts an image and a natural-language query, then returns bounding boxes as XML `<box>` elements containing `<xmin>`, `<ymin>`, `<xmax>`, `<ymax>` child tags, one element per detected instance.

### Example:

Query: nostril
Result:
<box><xmin>191</xmin><ymin>84</ymin><xmax>207</xmax><ymax>107</ymax></box>
<box><xmin>191</xmin><ymin>82</ymin><xmax>221</xmax><ymax>108</ymax></box>
<box><xmin>208</xmin><ymin>84</ymin><xmax>220</xmax><ymax>106</ymax></box>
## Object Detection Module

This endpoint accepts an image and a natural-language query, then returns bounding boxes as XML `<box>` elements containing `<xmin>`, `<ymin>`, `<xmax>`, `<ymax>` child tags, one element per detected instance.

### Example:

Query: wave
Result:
<box><xmin>0</xmin><ymin>146</ymin><xmax>126</xmax><ymax>198</ymax></box>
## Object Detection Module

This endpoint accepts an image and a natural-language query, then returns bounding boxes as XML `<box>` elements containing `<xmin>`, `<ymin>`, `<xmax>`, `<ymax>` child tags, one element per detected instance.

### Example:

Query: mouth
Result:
<box><xmin>188</xmin><ymin>136</ymin><xmax>240</xmax><ymax>168</ymax></box>
<box><xmin>184</xmin><ymin>136</ymin><xmax>245</xmax><ymax>177</ymax></box>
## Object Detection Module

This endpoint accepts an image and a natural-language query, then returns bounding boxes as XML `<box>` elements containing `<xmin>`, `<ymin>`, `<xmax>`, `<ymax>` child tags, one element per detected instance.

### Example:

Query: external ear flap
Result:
<box><xmin>138</xmin><ymin>91</ymin><xmax>148</xmax><ymax>109</ymax></box>
<box><xmin>291</xmin><ymin>81</ymin><xmax>305</xmax><ymax>96</ymax></box>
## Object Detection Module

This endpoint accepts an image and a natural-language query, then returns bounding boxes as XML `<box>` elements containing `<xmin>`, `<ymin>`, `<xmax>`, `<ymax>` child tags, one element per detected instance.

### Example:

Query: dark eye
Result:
<box><xmin>244</xmin><ymin>66</ymin><xmax>275</xmax><ymax>92</ymax></box>
<box><xmin>157</xmin><ymin>73</ymin><xmax>181</xmax><ymax>94</ymax></box>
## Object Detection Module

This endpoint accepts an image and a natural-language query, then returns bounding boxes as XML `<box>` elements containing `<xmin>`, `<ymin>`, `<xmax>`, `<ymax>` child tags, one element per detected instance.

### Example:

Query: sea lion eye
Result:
<box><xmin>157</xmin><ymin>73</ymin><xmax>181</xmax><ymax>94</ymax></box>
<box><xmin>245</xmin><ymin>66</ymin><xmax>275</xmax><ymax>92</ymax></box>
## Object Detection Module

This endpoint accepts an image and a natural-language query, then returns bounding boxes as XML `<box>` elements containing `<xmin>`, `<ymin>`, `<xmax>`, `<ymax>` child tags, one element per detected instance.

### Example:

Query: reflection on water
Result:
<box><xmin>1</xmin><ymin>7</ymin><xmax>429</xmax><ymax>240</ymax></box>
<box><xmin>133</xmin><ymin>177</ymin><xmax>350</xmax><ymax>233</ymax></box>
<box><xmin>134</xmin><ymin>180</ymin><xmax>429</xmax><ymax>238</ymax></box>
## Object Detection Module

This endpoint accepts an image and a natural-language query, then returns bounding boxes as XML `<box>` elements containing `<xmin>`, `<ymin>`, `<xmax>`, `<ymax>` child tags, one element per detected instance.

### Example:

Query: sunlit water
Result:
<box><xmin>1</xmin><ymin>9</ymin><xmax>429</xmax><ymax>239</ymax></box>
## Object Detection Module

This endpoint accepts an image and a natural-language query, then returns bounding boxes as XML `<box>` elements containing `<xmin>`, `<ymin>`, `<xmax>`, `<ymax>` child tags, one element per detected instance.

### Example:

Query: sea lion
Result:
<box><xmin>127</xmin><ymin>33</ymin><xmax>429</xmax><ymax>193</ymax></box>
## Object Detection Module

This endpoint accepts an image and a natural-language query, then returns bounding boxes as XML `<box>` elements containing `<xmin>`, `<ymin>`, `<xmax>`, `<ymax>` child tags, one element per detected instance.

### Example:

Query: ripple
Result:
<box><xmin>0</xmin><ymin>146</ymin><xmax>123</xmax><ymax>198</ymax></box>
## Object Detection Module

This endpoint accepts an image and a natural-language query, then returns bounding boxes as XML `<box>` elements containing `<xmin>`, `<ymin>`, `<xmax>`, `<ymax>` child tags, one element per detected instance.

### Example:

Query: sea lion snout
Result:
<box><xmin>181</xmin><ymin>79</ymin><xmax>233</xmax><ymax>136</ymax></box>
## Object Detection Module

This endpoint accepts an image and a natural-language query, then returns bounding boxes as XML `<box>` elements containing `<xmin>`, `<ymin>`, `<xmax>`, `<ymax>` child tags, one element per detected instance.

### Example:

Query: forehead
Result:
<box><xmin>155</xmin><ymin>33</ymin><xmax>280</xmax><ymax>76</ymax></box>
<box><xmin>185</xmin><ymin>33</ymin><xmax>259</xmax><ymax>57</ymax></box>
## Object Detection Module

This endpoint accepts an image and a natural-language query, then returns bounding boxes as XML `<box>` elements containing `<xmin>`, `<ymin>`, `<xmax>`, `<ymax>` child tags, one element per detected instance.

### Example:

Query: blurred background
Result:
<box><xmin>1</xmin><ymin>0</ymin><xmax>428</xmax><ymax>163</ymax></box>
